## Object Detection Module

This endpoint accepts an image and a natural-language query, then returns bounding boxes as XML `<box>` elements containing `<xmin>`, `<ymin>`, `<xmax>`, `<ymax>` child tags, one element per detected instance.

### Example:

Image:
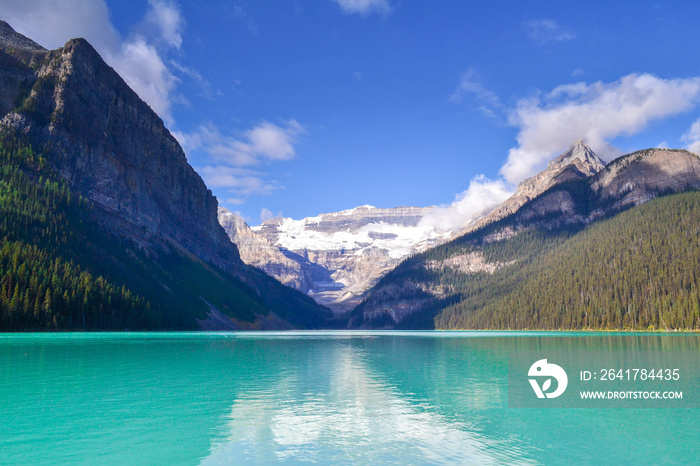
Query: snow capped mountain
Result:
<box><xmin>219</xmin><ymin>140</ymin><xmax>607</xmax><ymax>315</ymax></box>
<box><xmin>220</xmin><ymin>205</ymin><xmax>455</xmax><ymax>313</ymax></box>
<box><xmin>254</xmin><ymin>206</ymin><xmax>451</xmax><ymax>260</ymax></box>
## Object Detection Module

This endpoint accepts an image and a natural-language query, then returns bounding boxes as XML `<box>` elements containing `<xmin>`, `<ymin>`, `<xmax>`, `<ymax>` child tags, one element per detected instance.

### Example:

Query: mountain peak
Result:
<box><xmin>548</xmin><ymin>139</ymin><xmax>605</xmax><ymax>175</ymax></box>
<box><xmin>461</xmin><ymin>141</ymin><xmax>605</xmax><ymax>235</ymax></box>
<box><xmin>515</xmin><ymin>140</ymin><xmax>605</xmax><ymax>198</ymax></box>
<box><xmin>0</xmin><ymin>21</ymin><xmax>46</xmax><ymax>52</ymax></box>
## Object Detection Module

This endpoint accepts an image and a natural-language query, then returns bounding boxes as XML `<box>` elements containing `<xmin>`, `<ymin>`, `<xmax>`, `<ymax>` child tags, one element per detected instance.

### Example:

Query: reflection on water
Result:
<box><xmin>1</xmin><ymin>332</ymin><xmax>698</xmax><ymax>465</ymax></box>
<box><xmin>204</xmin><ymin>341</ymin><xmax>532</xmax><ymax>464</ymax></box>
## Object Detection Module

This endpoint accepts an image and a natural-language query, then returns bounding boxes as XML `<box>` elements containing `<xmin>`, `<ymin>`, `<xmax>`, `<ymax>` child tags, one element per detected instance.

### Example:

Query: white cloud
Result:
<box><xmin>177</xmin><ymin>120</ymin><xmax>304</xmax><ymax>205</ymax></box>
<box><xmin>145</xmin><ymin>0</ymin><xmax>183</xmax><ymax>48</ymax></box>
<box><xmin>333</xmin><ymin>0</ymin><xmax>391</xmax><ymax>15</ymax></box>
<box><xmin>178</xmin><ymin>120</ymin><xmax>304</xmax><ymax>167</ymax></box>
<box><xmin>419</xmin><ymin>176</ymin><xmax>512</xmax><ymax>233</ymax></box>
<box><xmin>198</xmin><ymin>166</ymin><xmax>277</xmax><ymax>196</ymax></box>
<box><xmin>682</xmin><ymin>119</ymin><xmax>700</xmax><ymax>154</ymax></box>
<box><xmin>449</xmin><ymin>68</ymin><xmax>503</xmax><ymax>118</ymax></box>
<box><xmin>524</xmin><ymin>19</ymin><xmax>575</xmax><ymax>43</ymax></box>
<box><xmin>110</xmin><ymin>37</ymin><xmax>178</xmax><ymax>123</ymax></box>
<box><xmin>0</xmin><ymin>0</ymin><xmax>184</xmax><ymax>123</ymax></box>
<box><xmin>501</xmin><ymin>73</ymin><xmax>700</xmax><ymax>183</ymax></box>
<box><xmin>260</xmin><ymin>208</ymin><xmax>275</xmax><ymax>222</ymax></box>
<box><xmin>245</xmin><ymin>120</ymin><xmax>304</xmax><ymax>161</ymax></box>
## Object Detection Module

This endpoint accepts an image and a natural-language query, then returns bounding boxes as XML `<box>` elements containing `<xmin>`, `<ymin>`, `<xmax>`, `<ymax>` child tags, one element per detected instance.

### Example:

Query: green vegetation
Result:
<box><xmin>363</xmin><ymin>190</ymin><xmax>700</xmax><ymax>331</ymax></box>
<box><xmin>0</xmin><ymin>138</ymin><xmax>326</xmax><ymax>330</ymax></box>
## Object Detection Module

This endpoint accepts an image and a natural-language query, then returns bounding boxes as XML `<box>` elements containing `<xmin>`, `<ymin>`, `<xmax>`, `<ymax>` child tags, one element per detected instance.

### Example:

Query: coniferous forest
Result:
<box><xmin>4</xmin><ymin>131</ymin><xmax>700</xmax><ymax>331</ymax></box>
<box><xmin>438</xmin><ymin>192</ymin><xmax>700</xmax><ymax>330</ymax></box>
<box><xmin>0</xmin><ymin>138</ymin><xmax>328</xmax><ymax>330</ymax></box>
<box><xmin>356</xmin><ymin>189</ymin><xmax>700</xmax><ymax>331</ymax></box>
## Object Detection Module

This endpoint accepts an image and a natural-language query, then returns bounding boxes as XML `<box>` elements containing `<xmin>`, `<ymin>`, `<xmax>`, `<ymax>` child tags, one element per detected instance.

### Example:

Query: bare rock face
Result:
<box><xmin>247</xmin><ymin>205</ymin><xmax>446</xmax><ymax>313</ymax></box>
<box><xmin>465</xmin><ymin>140</ymin><xmax>605</xmax><ymax>234</ymax></box>
<box><xmin>464</xmin><ymin>147</ymin><xmax>699</xmax><ymax>240</ymax></box>
<box><xmin>511</xmin><ymin>148</ymin><xmax>700</xmax><ymax>229</ymax></box>
<box><xmin>427</xmin><ymin>252</ymin><xmax>514</xmax><ymax>275</ymax></box>
<box><xmin>218</xmin><ymin>208</ymin><xmax>310</xmax><ymax>290</ymax></box>
<box><xmin>0</xmin><ymin>22</ymin><xmax>238</xmax><ymax>270</ymax></box>
<box><xmin>592</xmin><ymin>148</ymin><xmax>700</xmax><ymax>210</ymax></box>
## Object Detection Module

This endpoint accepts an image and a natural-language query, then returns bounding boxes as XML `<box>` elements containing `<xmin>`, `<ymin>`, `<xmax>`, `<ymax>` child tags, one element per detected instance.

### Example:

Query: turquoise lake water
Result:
<box><xmin>1</xmin><ymin>331</ymin><xmax>698</xmax><ymax>465</ymax></box>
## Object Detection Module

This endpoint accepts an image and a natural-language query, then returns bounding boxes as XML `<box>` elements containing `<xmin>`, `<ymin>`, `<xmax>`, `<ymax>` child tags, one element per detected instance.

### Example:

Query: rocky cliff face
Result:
<box><xmin>593</xmin><ymin>148</ymin><xmax>700</xmax><ymax>209</ymax></box>
<box><xmin>0</xmin><ymin>23</ymin><xmax>235</xmax><ymax>269</ymax></box>
<box><xmin>218</xmin><ymin>207</ymin><xmax>311</xmax><ymax>290</ymax></box>
<box><xmin>464</xmin><ymin>140</ymin><xmax>605</xmax><ymax>234</ymax></box>
<box><xmin>0</xmin><ymin>21</ymin><xmax>330</xmax><ymax>329</ymax></box>
<box><xmin>509</xmin><ymin>148</ymin><xmax>700</xmax><ymax>229</ymax></box>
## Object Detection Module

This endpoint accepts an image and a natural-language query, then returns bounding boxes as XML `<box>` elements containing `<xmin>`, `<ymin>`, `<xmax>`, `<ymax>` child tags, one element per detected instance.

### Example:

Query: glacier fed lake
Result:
<box><xmin>1</xmin><ymin>331</ymin><xmax>698</xmax><ymax>465</ymax></box>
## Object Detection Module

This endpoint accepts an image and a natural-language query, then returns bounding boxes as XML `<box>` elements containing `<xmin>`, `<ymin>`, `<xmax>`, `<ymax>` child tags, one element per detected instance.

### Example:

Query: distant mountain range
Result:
<box><xmin>219</xmin><ymin>138</ymin><xmax>700</xmax><ymax>331</ymax></box>
<box><xmin>2</xmin><ymin>20</ymin><xmax>700</xmax><ymax>332</ymax></box>
<box><xmin>219</xmin><ymin>205</ymin><xmax>452</xmax><ymax>312</ymax></box>
<box><xmin>215</xmin><ymin>140</ymin><xmax>609</xmax><ymax>314</ymax></box>
<box><xmin>0</xmin><ymin>20</ymin><xmax>331</xmax><ymax>330</ymax></box>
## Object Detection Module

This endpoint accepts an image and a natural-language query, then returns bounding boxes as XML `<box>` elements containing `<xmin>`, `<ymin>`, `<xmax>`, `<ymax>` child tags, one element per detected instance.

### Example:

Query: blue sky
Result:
<box><xmin>2</xmin><ymin>0</ymin><xmax>700</xmax><ymax>225</ymax></box>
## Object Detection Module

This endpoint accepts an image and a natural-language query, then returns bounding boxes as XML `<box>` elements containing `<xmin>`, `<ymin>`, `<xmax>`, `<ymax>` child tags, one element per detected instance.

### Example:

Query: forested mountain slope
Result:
<box><xmin>350</xmin><ymin>148</ymin><xmax>700</xmax><ymax>331</ymax></box>
<box><xmin>0</xmin><ymin>139</ymin><xmax>330</xmax><ymax>330</ymax></box>
<box><xmin>0</xmin><ymin>21</ymin><xmax>331</xmax><ymax>330</ymax></box>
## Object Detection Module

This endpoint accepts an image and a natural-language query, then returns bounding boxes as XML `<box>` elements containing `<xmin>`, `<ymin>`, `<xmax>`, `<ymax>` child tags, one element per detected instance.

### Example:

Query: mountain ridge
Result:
<box><xmin>218</xmin><ymin>140</ymin><xmax>609</xmax><ymax>313</ymax></box>
<box><xmin>460</xmin><ymin>140</ymin><xmax>606</xmax><ymax>236</ymax></box>
<box><xmin>349</xmin><ymin>145</ymin><xmax>700</xmax><ymax>329</ymax></box>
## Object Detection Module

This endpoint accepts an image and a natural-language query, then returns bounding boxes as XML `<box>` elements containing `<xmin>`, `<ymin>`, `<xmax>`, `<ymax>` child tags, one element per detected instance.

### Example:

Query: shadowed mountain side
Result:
<box><xmin>0</xmin><ymin>21</ymin><xmax>331</xmax><ymax>330</ymax></box>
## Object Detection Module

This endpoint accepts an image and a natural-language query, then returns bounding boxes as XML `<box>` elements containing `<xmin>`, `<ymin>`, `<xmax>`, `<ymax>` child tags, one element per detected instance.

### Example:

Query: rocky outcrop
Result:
<box><xmin>592</xmin><ymin>148</ymin><xmax>700</xmax><ymax>210</ymax></box>
<box><xmin>218</xmin><ymin>207</ymin><xmax>310</xmax><ymax>290</ymax></box>
<box><xmin>465</xmin><ymin>140</ymin><xmax>605</xmax><ymax>234</ymax></box>
<box><xmin>507</xmin><ymin>148</ymin><xmax>700</xmax><ymax>230</ymax></box>
<box><xmin>463</xmin><ymin>147</ymin><xmax>700</xmax><ymax>241</ymax></box>
<box><xmin>427</xmin><ymin>252</ymin><xmax>514</xmax><ymax>275</ymax></box>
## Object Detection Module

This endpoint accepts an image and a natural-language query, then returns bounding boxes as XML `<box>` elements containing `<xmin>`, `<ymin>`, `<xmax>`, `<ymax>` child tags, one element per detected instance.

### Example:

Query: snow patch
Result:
<box><xmin>270</xmin><ymin>216</ymin><xmax>453</xmax><ymax>260</ymax></box>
